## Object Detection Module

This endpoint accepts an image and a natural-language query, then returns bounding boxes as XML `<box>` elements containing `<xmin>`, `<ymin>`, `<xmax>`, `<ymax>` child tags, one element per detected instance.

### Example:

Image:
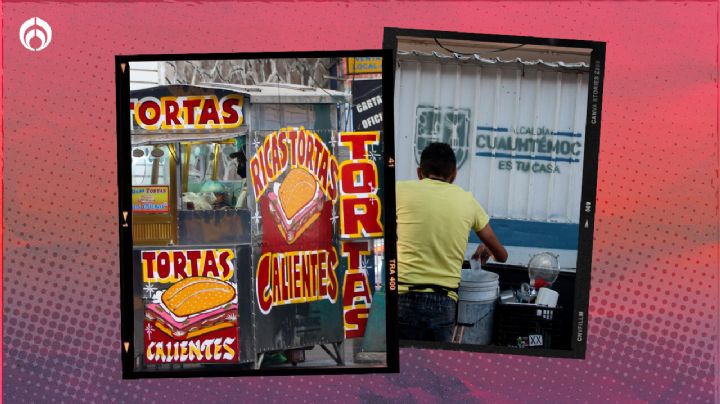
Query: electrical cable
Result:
<box><xmin>434</xmin><ymin>38</ymin><xmax>525</xmax><ymax>56</ymax></box>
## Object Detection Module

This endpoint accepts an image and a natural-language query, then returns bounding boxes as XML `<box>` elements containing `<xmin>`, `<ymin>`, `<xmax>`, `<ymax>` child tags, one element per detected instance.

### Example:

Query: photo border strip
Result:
<box><xmin>116</xmin><ymin>48</ymin><xmax>399</xmax><ymax>378</ymax></box>
<box><xmin>383</xmin><ymin>27</ymin><xmax>605</xmax><ymax>359</ymax></box>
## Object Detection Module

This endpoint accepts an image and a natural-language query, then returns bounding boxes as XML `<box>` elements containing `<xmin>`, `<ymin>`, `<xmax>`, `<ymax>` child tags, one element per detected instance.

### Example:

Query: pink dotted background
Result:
<box><xmin>3</xmin><ymin>1</ymin><xmax>718</xmax><ymax>402</ymax></box>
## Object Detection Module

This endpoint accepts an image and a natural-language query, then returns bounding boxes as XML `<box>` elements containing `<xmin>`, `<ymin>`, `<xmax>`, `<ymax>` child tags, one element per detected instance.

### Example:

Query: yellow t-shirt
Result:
<box><xmin>396</xmin><ymin>179</ymin><xmax>490</xmax><ymax>300</ymax></box>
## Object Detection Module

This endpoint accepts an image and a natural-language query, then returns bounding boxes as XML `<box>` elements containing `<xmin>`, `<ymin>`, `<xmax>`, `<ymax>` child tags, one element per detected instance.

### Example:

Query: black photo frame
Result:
<box><xmin>384</xmin><ymin>27</ymin><xmax>605</xmax><ymax>359</ymax></box>
<box><xmin>116</xmin><ymin>49</ymin><xmax>398</xmax><ymax>378</ymax></box>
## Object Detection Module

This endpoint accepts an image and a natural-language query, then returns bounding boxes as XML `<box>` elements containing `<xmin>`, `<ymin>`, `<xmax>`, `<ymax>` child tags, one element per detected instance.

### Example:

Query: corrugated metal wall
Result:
<box><xmin>395</xmin><ymin>54</ymin><xmax>589</xmax><ymax>224</ymax></box>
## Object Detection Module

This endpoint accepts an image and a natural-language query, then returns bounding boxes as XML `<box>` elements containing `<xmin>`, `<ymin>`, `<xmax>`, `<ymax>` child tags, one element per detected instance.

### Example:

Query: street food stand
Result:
<box><xmin>393</xmin><ymin>41</ymin><xmax>592</xmax><ymax>350</ymax></box>
<box><xmin>128</xmin><ymin>83</ymin><xmax>362</xmax><ymax>370</ymax></box>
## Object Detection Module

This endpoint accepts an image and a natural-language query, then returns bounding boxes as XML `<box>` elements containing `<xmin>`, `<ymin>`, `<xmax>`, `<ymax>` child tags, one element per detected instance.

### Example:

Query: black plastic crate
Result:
<box><xmin>493</xmin><ymin>303</ymin><xmax>563</xmax><ymax>349</ymax></box>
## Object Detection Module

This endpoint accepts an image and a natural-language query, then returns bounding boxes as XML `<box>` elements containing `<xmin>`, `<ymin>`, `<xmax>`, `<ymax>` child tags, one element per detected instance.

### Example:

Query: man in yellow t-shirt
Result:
<box><xmin>396</xmin><ymin>142</ymin><xmax>508</xmax><ymax>342</ymax></box>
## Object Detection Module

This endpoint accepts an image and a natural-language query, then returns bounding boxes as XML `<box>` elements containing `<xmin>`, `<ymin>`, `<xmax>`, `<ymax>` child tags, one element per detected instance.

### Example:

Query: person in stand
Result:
<box><xmin>396</xmin><ymin>142</ymin><xmax>508</xmax><ymax>342</ymax></box>
<box><xmin>229</xmin><ymin>147</ymin><xmax>247</xmax><ymax>179</ymax></box>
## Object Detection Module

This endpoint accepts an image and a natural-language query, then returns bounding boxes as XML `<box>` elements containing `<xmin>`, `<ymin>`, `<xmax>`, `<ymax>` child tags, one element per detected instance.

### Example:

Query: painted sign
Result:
<box><xmin>249</xmin><ymin>128</ymin><xmax>339</xmax><ymax>209</ymax></box>
<box><xmin>249</xmin><ymin>128</ymin><xmax>383</xmax><ymax>339</ymax></box>
<box><xmin>256</xmin><ymin>249</ymin><xmax>340</xmax><ymax>314</ymax></box>
<box><xmin>341</xmin><ymin>241</ymin><xmax>373</xmax><ymax>338</ymax></box>
<box><xmin>351</xmin><ymin>80</ymin><xmax>383</xmax><ymax>131</ymax></box>
<box><xmin>338</xmin><ymin>131</ymin><xmax>382</xmax><ymax>338</ymax></box>
<box><xmin>476</xmin><ymin>125</ymin><xmax>583</xmax><ymax>174</ymax></box>
<box><xmin>250</xmin><ymin>128</ymin><xmax>340</xmax><ymax>315</ymax></box>
<box><xmin>129</xmin><ymin>94</ymin><xmax>243</xmax><ymax>131</ymax></box>
<box><xmin>141</xmin><ymin>249</ymin><xmax>240</xmax><ymax>364</ymax></box>
<box><xmin>132</xmin><ymin>186</ymin><xmax>169</xmax><ymax>213</ymax></box>
<box><xmin>414</xmin><ymin>106</ymin><xmax>471</xmax><ymax>169</ymax></box>
<box><xmin>346</xmin><ymin>57</ymin><xmax>383</xmax><ymax>75</ymax></box>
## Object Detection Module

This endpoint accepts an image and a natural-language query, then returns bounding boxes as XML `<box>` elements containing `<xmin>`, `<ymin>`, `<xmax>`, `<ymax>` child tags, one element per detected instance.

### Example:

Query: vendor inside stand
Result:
<box><xmin>131</xmin><ymin>134</ymin><xmax>249</xmax><ymax>246</ymax></box>
<box><xmin>130</xmin><ymin>132</ymin><xmax>253</xmax><ymax>364</ymax></box>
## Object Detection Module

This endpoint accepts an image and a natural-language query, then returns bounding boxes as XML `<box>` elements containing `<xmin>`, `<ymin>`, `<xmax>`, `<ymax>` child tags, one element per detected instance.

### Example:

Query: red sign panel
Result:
<box><xmin>249</xmin><ymin>128</ymin><xmax>383</xmax><ymax>339</ymax></box>
<box><xmin>250</xmin><ymin>128</ymin><xmax>340</xmax><ymax>315</ymax></box>
<box><xmin>141</xmin><ymin>249</ymin><xmax>240</xmax><ymax>364</ymax></box>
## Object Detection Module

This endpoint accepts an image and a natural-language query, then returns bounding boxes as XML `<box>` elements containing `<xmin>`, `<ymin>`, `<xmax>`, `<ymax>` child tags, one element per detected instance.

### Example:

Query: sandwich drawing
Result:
<box><xmin>145</xmin><ymin>277</ymin><xmax>238</xmax><ymax>340</ymax></box>
<box><xmin>267</xmin><ymin>168</ymin><xmax>325</xmax><ymax>244</ymax></box>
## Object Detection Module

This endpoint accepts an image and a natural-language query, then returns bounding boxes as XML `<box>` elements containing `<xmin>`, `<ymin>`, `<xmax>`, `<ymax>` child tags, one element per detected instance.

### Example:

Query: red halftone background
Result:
<box><xmin>3</xmin><ymin>2</ymin><xmax>717</xmax><ymax>402</ymax></box>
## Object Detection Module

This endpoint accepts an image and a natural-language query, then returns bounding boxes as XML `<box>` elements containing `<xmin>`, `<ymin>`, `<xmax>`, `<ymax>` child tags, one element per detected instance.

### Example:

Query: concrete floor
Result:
<box><xmin>269</xmin><ymin>338</ymin><xmax>387</xmax><ymax>369</ymax></box>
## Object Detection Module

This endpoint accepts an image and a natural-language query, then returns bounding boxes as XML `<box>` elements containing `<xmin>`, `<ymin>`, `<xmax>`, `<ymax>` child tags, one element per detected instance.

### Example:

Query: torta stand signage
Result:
<box><xmin>337</xmin><ymin>131</ymin><xmax>383</xmax><ymax>339</ymax></box>
<box><xmin>251</xmin><ymin>128</ymin><xmax>340</xmax><ymax>315</ymax></box>
<box><xmin>140</xmin><ymin>249</ymin><xmax>240</xmax><ymax>364</ymax></box>
<box><xmin>250</xmin><ymin>128</ymin><xmax>382</xmax><ymax>338</ymax></box>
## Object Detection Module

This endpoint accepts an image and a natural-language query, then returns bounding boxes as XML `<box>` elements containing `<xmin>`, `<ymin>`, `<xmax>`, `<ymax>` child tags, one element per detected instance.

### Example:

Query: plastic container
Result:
<box><xmin>460</xmin><ymin>268</ymin><xmax>499</xmax><ymax>284</ymax></box>
<box><xmin>455</xmin><ymin>300</ymin><xmax>495</xmax><ymax>344</ymax></box>
<box><xmin>456</xmin><ymin>268</ymin><xmax>500</xmax><ymax>344</ymax></box>
<box><xmin>457</xmin><ymin>287</ymin><xmax>499</xmax><ymax>302</ymax></box>
<box><xmin>493</xmin><ymin>302</ymin><xmax>563</xmax><ymax>349</ymax></box>
<box><xmin>458</xmin><ymin>269</ymin><xmax>499</xmax><ymax>304</ymax></box>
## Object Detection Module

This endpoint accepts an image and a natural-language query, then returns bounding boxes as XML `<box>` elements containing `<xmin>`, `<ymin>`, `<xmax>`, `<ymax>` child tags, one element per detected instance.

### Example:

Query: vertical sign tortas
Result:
<box><xmin>338</xmin><ymin>131</ymin><xmax>383</xmax><ymax>338</ymax></box>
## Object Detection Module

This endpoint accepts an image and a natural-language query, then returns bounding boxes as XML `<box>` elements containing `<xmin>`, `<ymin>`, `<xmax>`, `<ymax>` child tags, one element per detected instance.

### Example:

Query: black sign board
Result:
<box><xmin>352</xmin><ymin>79</ymin><xmax>383</xmax><ymax>131</ymax></box>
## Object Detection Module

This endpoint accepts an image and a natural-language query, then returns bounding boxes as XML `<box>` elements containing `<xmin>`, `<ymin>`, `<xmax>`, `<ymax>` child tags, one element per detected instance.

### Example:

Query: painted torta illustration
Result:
<box><xmin>267</xmin><ymin>168</ymin><xmax>325</xmax><ymax>244</ymax></box>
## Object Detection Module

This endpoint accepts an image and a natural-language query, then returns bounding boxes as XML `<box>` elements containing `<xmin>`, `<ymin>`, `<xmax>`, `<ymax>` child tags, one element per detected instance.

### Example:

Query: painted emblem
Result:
<box><xmin>414</xmin><ymin>106</ymin><xmax>471</xmax><ymax>169</ymax></box>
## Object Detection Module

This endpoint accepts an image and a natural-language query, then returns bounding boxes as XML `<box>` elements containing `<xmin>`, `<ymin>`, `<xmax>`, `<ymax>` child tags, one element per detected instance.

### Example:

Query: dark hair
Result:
<box><xmin>230</xmin><ymin>149</ymin><xmax>247</xmax><ymax>179</ymax></box>
<box><xmin>420</xmin><ymin>142</ymin><xmax>456</xmax><ymax>178</ymax></box>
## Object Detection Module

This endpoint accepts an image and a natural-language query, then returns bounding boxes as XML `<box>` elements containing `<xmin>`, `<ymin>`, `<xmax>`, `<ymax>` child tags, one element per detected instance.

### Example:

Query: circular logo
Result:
<box><xmin>19</xmin><ymin>17</ymin><xmax>52</xmax><ymax>51</ymax></box>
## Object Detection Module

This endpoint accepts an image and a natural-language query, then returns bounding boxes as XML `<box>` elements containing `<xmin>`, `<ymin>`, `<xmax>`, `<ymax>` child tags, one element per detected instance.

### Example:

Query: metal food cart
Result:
<box><xmin>128</xmin><ymin>83</ymin><xmax>351</xmax><ymax>370</ymax></box>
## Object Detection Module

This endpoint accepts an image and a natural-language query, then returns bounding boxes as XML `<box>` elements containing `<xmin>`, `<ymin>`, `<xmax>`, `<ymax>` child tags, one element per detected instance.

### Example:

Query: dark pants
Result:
<box><xmin>398</xmin><ymin>292</ymin><xmax>457</xmax><ymax>342</ymax></box>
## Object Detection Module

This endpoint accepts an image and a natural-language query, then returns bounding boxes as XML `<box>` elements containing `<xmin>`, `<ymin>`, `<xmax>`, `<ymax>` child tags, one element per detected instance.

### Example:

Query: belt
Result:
<box><xmin>399</xmin><ymin>282</ymin><xmax>458</xmax><ymax>297</ymax></box>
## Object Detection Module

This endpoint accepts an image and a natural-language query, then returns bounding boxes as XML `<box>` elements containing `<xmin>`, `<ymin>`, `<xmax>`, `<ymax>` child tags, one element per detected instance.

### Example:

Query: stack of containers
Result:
<box><xmin>456</xmin><ymin>269</ymin><xmax>499</xmax><ymax>344</ymax></box>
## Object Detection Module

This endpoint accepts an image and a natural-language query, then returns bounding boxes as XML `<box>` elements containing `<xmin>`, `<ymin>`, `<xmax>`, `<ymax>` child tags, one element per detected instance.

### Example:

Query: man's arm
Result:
<box><xmin>473</xmin><ymin>225</ymin><xmax>508</xmax><ymax>263</ymax></box>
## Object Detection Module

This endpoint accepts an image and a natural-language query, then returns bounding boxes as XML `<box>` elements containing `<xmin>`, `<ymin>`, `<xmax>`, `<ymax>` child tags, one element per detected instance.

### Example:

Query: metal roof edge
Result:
<box><xmin>398</xmin><ymin>50</ymin><xmax>590</xmax><ymax>70</ymax></box>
